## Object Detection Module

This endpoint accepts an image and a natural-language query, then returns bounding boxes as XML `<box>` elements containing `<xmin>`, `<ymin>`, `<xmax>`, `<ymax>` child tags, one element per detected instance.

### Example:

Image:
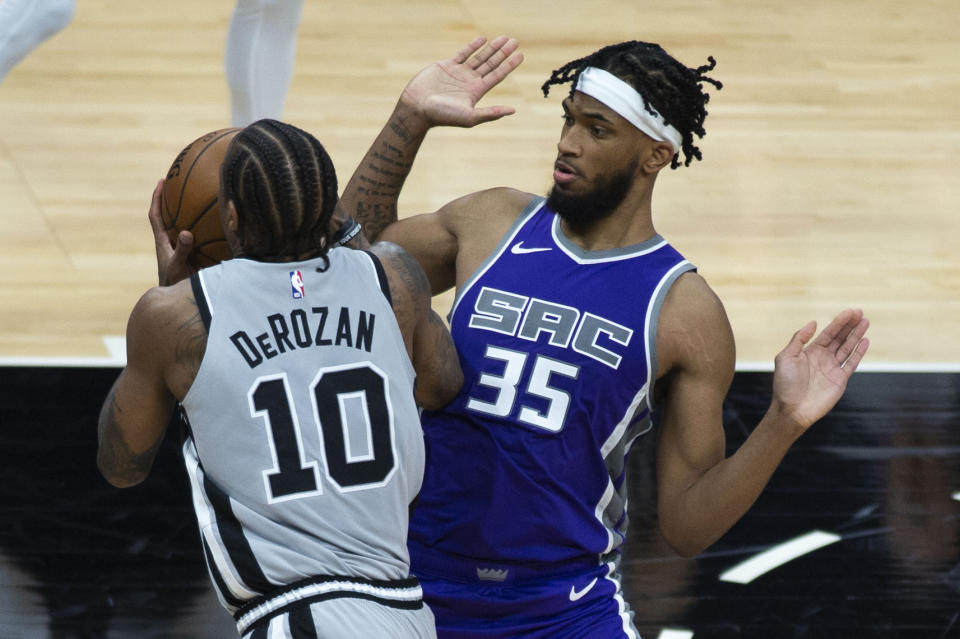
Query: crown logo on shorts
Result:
<box><xmin>476</xmin><ymin>567</ymin><xmax>509</xmax><ymax>582</ymax></box>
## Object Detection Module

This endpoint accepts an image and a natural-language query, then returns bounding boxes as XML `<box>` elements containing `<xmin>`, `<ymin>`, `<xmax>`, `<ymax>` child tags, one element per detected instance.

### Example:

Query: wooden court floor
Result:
<box><xmin>0</xmin><ymin>0</ymin><xmax>957</xmax><ymax>367</ymax></box>
<box><xmin>0</xmin><ymin>2</ymin><xmax>959</xmax><ymax>639</ymax></box>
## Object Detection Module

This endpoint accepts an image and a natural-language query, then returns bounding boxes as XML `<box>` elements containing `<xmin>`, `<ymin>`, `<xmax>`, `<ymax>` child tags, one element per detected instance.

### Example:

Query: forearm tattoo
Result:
<box><xmin>352</xmin><ymin>117</ymin><xmax>420</xmax><ymax>241</ymax></box>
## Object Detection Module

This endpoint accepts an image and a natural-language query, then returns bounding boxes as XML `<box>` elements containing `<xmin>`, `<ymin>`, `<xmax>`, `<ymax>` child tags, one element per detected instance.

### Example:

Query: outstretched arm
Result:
<box><xmin>654</xmin><ymin>276</ymin><xmax>870</xmax><ymax>556</ymax></box>
<box><xmin>338</xmin><ymin>35</ymin><xmax>523</xmax><ymax>242</ymax></box>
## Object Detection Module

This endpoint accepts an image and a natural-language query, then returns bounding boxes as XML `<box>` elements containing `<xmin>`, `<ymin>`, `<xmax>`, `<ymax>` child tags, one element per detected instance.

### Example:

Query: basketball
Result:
<box><xmin>160</xmin><ymin>127</ymin><xmax>239</xmax><ymax>269</ymax></box>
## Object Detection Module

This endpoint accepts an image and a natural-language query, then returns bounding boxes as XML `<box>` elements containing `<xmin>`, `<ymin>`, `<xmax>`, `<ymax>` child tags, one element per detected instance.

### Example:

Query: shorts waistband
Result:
<box><xmin>409</xmin><ymin>541</ymin><xmax>603</xmax><ymax>585</ymax></box>
<box><xmin>235</xmin><ymin>574</ymin><xmax>423</xmax><ymax>636</ymax></box>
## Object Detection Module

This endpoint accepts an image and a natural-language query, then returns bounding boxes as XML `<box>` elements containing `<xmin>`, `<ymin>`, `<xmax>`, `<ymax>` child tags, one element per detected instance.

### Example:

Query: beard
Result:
<box><xmin>546</xmin><ymin>158</ymin><xmax>638</xmax><ymax>229</ymax></box>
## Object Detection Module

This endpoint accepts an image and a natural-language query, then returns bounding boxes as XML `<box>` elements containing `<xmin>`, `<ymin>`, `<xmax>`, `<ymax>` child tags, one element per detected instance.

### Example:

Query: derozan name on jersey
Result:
<box><xmin>229</xmin><ymin>306</ymin><xmax>377</xmax><ymax>369</ymax></box>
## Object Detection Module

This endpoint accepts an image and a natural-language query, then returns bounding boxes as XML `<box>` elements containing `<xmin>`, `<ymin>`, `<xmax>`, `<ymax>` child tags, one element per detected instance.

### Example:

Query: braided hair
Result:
<box><xmin>541</xmin><ymin>41</ymin><xmax>722</xmax><ymax>169</ymax></box>
<box><xmin>220</xmin><ymin>119</ymin><xmax>338</xmax><ymax>261</ymax></box>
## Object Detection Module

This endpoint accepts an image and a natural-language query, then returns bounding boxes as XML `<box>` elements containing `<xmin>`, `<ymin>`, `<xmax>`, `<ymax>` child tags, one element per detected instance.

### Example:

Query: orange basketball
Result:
<box><xmin>160</xmin><ymin>128</ymin><xmax>239</xmax><ymax>269</ymax></box>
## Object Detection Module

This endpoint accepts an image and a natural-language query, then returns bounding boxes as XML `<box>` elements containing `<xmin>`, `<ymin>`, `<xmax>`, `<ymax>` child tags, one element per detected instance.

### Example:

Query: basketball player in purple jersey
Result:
<box><xmin>324</xmin><ymin>37</ymin><xmax>871</xmax><ymax>638</ymax></box>
<box><xmin>158</xmin><ymin>36</ymin><xmax>871</xmax><ymax>638</ymax></box>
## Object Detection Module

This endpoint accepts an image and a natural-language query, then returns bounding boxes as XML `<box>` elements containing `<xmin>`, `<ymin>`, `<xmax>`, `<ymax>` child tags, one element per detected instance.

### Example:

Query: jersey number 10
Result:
<box><xmin>248</xmin><ymin>363</ymin><xmax>396</xmax><ymax>503</ymax></box>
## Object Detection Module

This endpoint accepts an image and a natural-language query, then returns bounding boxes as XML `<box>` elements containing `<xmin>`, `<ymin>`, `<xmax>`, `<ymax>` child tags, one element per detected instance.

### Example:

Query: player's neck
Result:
<box><xmin>559</xmin><ymin>188</ymin><xmax>657</xmax><ymax>251</ymax></box>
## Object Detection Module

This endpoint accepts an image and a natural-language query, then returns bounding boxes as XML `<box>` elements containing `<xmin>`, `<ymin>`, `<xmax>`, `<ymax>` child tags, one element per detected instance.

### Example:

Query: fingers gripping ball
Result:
<box><xmin>160</xmin><ymin>128</ymin><xmax>239</xmax><ymax>268</ymax></box>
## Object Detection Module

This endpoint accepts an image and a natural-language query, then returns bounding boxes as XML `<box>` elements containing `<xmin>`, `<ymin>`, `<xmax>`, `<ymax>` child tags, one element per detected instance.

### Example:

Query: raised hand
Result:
<box><xmin>147</xmin><ymin>179</ymin><xmax>195</xmax><ymax>286</ymax></box>
<box><xmin>400</xmin><ymin>35</ymin><xmax>524</xmax><ymax>128</ymax></box>
<box><xmin>771</xmin><ymin>308</ymin><xmax>871</xmax><ymax>430</ymax></box>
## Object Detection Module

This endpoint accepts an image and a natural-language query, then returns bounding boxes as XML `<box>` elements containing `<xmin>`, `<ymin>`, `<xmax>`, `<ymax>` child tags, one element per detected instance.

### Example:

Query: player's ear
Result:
<box><xmin>643</xmin><ymin>141</ymin><xmax>675</xmax><ymax>173</ymax></box>
<box><xmin>224</xmin><ymin>200</ymin><xmax>239</xmax><ymax>233</ymax></box>
<box><xmin>221</xmin><ymin>200</ymin><xmax>246</xmax><ymax>258</ymax></box>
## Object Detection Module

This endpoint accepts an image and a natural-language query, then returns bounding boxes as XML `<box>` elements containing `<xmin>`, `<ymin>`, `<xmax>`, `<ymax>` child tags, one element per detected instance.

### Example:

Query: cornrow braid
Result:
<box><xmin>541</xmin><ymin>41</ymin><xmax>722</xmax><ymax>168</ymax></box>
<box><xmin>220</xmin><ymin>118</ymin><xmax>339</xmax><ymax>261</ymax></box>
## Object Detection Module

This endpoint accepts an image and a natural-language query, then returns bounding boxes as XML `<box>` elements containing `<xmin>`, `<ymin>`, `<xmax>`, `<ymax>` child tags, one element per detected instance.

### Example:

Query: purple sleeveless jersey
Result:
<box><xmin>409</xmin><ymin>197</ymin><xmax>695</xmax><ymax>583</ymax></box>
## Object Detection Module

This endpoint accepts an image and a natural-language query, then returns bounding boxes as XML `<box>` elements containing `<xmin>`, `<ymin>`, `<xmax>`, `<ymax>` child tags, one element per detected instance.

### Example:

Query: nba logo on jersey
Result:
<box><xmin>289</xmin><ymin>270</ymin><xmax>305</xmax><ymax>299</ymax></box>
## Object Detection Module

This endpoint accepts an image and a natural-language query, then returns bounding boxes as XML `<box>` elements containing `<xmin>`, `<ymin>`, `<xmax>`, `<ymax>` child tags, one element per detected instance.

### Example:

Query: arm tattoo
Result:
<box><xmin>174</xmin><ymin>300</ymin><xmax>207</xmax><ymax>383</ymax></box>
<box><xmin>388</xmin><ymin>248</ymin><xmax>432</xmax><ymax>300</ymax></box>
<box><xmin>350</xmin><ymin>115</ymin><xmax>421</xmax><ymax>241</ymax></box>
<box><xmin>97</xmin><ymin>385</ymin><xmax>164</xmax><ymax>485</ymax></box>
<box><xmin>389</xmin><ymin>118</ymin><xmax>412</xmax><ymax>143</ymax></box>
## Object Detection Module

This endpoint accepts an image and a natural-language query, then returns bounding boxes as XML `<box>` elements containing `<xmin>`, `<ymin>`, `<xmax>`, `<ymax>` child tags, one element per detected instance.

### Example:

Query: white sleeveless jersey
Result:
<box><xmin>180</xmin><ymin>248</ymin><xmax>424</xmax><ymax>616</ymax></box>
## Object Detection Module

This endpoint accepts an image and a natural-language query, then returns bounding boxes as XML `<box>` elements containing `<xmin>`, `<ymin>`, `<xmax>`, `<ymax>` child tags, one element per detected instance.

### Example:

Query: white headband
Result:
<box><xmin>575</xmin><ymin>66</ymin><xmax>683</xmax><ymax>153</ymax></box>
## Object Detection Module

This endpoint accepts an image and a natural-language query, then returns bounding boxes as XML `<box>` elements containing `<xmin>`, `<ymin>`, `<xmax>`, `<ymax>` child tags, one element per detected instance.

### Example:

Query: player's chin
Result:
<box><xmin>549</xmin><ymin>180</ymin><xmax>589</xmax><ymax>199</ymax></box>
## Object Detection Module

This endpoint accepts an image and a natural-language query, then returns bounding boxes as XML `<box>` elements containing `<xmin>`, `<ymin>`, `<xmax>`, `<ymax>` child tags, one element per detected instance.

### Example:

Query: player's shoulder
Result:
<box><xmin>467</xmin><ymin>186</ymin><xmax>538</xmax><ymax>209</ymax></box>
<box><xmin>664</xmin><ymin>271</ymin><xmax>724</xmax><ymax>312</ymax></box>
<box><xmin>124</xmin><ymin>279</ymin><xmax>202</xmax><ymax>377</ymax></box>
<box><xmin>130</xmin><ymin>279</ymin><xmax>198</xmax><ymax>332</ymax></box>
<box><xmin>441</xmin><ymin>187</ymin><xmax>538</xmax><ymax>225</ymax></box>
<box><xmin>434</xmin><ymin>187</ymin><xmax>540</xmax><ymax>251</ymax></box>
<box><xmin>135</xmin><ymin>279</ymin><xmax>193</xmax><ymax>310</ymax></box>
<box><xmin>657</xmin><ymin>271</ymin><xmax>735</xmax><ymax>375</ymax></box>
<box><xmin>366</xmin><ymin>242</ymin><xmax>431</xmax><ymax>304</ymax></box>
<box><xmin>367</xmin><ymin>240</ymin><xmax>417</xmax><ymax>273</ymax></box>
<box><xmin>363</xmin><ymin>242</ymin><xmax>431</xmax><ymax>341</ymax></box>
<box><xmin>661</xmin><ymin>271</ymin><xmax>731</xmax><ymax>337</ymax></box>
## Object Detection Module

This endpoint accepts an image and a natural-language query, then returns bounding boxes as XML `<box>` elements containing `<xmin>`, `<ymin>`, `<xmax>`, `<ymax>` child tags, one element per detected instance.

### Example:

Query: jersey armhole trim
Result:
<box><xmin>646</xmin><ymin>261</ymin><xmax>697</xmax><ymax>413</ymax></box>
<box><xmin>361</xmin><ymin>250</ymin><xmax>393</xmax><ymax>306</ymax></box>
<box><xmin>190</xmin><ymin>272</ymin><xmax>213</xmax><ymax>331</ymax></box>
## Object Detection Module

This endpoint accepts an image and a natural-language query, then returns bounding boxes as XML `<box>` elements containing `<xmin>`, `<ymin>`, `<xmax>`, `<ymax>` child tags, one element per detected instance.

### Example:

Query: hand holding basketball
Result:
<box><xmin>149</xmin><ymin>128</ymin><xmax>239</xmax><ymax>285</ymax></box>
<box><xmin>148</xmin><ymin>180</ymin><xmax>193</xmax><ymax>286</ymax></box>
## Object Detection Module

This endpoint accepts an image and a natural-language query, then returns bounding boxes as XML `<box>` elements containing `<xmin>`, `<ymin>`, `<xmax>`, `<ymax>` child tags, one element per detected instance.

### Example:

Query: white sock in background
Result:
<box><xmin>225</xmin><ymin>0</ymin><xmax>305</xmax><ymax>127</ymax></box>
<box><xmin>0</xmin><ymin>0</ymin><xmax>75</xmax><ymax>82</ymax></box>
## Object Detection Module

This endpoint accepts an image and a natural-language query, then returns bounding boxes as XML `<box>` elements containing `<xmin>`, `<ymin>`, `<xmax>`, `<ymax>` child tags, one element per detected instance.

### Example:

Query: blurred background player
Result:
<box><xmin>0</xmin><ymin>0</ymin><xmax>74</xmax><ymax>82</ymax></box>
<box><xmin>225</xmin><ymin>0</ymin><xmax>304</xmax><ymax>126</ymax></box>
<box><xmin>97</xmin><ymin>119</ymin><xmax>462</xmax><ymax>638</ymax></box>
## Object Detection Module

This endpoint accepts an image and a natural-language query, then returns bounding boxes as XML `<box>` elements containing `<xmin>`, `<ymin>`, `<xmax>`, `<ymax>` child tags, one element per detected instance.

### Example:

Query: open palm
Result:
<box><xmin>772</xmin><ymin>309</ymin><xmax>870</xmax><ymax>429</ymax></box>
<box><xmin>400</xmin><ymin>36</ymin><xmax>523</xmax><ymax>128</ymax></box>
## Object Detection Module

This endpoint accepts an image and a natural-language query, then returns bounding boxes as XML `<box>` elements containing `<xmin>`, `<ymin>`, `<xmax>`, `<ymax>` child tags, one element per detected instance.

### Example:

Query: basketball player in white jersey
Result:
<box><xmin>97</xmin><ymin>119</ymin><xmax>462</xmax><ymax>638</ymax></box>
<box><xmin>226</xmin><ymin>0</ymin><xmax>304</xmax><ymax>126</ymax></box>
<box><xmin>0</xmin><ymin>0</ymin><xmax>74</xmax><ymax>82</ymax></box>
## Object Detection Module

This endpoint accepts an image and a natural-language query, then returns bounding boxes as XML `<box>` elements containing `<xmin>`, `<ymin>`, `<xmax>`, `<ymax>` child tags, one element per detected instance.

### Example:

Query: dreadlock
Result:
<box><xmin>541</xmin><ymin>41</ymin><xmax>722</xmax><ymax>169</ymax></box>
<box><xmin>220</xmin><ymin>118</ymin><xmax>338</xmax><ymax>261</ymax></box>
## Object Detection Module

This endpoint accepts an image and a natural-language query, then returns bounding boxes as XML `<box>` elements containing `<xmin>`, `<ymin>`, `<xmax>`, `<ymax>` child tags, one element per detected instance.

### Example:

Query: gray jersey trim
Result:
<box><xmin>448</xmin><ymin>195</ymin><xmax>545</xmax><ymax>321</ymax></box>
<box><xmin>551</xmin><ymin>215</ymin><xmax>668</xmax><ymax>264</ymax></box>
<box><xmin>644</xmin><ymin>260</ymin><xmax>697</xmax><ymax>413</ymax></box>
<box><xmin>593</xmin><ymin>258</ymin><xmax>696</xmax><ymax>564</ymax></box>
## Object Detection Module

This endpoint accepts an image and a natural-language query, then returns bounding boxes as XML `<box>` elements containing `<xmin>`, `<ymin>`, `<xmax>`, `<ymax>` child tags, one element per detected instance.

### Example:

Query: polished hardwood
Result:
<box><xmin>0</xmin><ymin>0</ymin><xmax>957</xmax><ymax>364</ymax></box>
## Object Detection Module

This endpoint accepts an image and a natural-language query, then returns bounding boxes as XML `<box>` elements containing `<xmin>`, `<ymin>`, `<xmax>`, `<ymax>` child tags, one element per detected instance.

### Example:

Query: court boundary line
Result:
<box><xmin>1</xmin><ymin>360</ymin><xmax>956</xmax><ymax>372</ymax></box>
<box><xmin>0</xmin><ymin>342</ymin><xmax>959</xmax><ymax>373</ymax></box>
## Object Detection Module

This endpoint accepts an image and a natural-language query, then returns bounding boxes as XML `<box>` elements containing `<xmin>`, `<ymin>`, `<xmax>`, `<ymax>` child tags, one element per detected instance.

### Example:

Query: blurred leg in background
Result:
<box><xmin>225</xmin><ymin>0</ymin><xmax>305</xmax><ymax>126</ymax></box>
<box><xmin>0</xmin><ymin>0</ymin><xmax>75</xmax><ymax>82</ymax></box>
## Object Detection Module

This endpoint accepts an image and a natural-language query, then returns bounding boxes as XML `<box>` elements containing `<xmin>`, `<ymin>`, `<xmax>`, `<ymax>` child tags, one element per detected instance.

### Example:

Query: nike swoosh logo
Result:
<box><xmin>568</xmin><ymin>577</ymin><xmax>598</xmax><ymax>602</ymax></box>
<box><xmin>510</xmin><ymin>241</ymin><xmax>552</xmax><ymax>255</ymax></box>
